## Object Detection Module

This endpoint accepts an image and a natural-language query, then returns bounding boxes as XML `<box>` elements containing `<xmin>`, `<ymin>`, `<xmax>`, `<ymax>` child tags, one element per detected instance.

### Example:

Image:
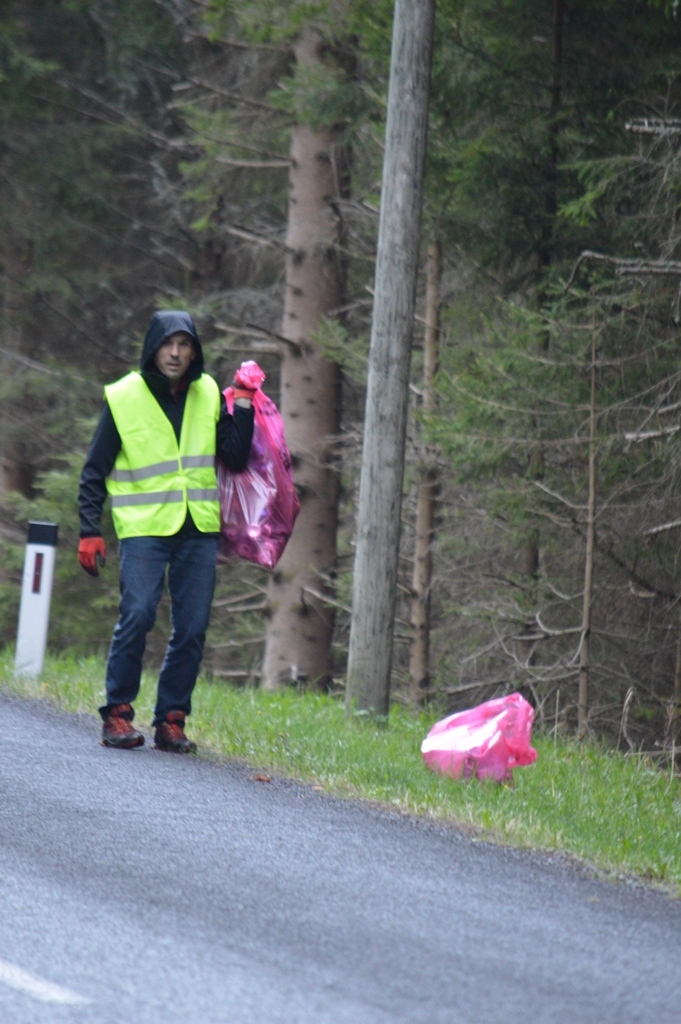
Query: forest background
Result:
<box><xmin>3</xmin><ymin>0</ymin><xmax>681</xmax><ymax>756</ymax></box>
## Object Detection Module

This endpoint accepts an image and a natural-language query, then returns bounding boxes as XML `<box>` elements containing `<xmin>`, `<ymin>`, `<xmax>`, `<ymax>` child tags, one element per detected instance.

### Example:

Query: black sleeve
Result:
<box><xmin>216</xmin><ymin>397</ymin><xmax>254</xmax><ymax>472</ymax></box>
<box><xmin>78</xmin><ymin>403</ymin><xmax>121</xmax><ymax>537</ymax></box>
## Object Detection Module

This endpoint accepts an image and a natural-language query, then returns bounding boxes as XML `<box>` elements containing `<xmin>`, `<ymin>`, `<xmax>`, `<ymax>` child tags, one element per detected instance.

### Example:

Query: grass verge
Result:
<box><xmin>2</xmin><ymin>649</ymin><xmax>680</xmax><ymax>896</ymax></box>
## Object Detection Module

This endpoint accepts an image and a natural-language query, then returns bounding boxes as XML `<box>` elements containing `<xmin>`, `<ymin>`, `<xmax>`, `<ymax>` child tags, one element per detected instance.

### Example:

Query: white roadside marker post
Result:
<box><xmin>14</xmin><ymin>521</ymin><xmax>58</xmax><ymax>679</ymax></box>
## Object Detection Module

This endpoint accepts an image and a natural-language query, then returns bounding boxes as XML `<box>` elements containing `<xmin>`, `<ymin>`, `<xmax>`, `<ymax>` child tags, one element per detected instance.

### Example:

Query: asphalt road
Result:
<box><xmin>0</xmin><ymin>692</ymin><xmax>679</xmax><ymax>1024</ymax></box>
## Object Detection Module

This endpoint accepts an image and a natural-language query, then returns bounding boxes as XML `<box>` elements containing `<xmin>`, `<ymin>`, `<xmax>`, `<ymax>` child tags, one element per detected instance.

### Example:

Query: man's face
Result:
<box><xmin>154</xmin><ymin>332</ymin><xmax>195</xmax><ymax>381</ymax></box>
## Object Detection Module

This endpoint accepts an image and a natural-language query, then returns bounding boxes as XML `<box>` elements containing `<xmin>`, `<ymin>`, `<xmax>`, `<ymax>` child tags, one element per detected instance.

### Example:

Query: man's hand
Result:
<box><xmin>232</xmin><ymin>360</ymin><xmax>264</xmax><ymax>407</ymax></box>
<box><xmin>78</xmin><ymin>537</ymin><xmax>107</xmax><ymax>576</ymax></box>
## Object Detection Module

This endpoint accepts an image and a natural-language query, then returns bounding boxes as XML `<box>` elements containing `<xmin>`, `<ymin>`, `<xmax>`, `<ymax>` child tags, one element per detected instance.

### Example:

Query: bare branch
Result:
<box><xmin>656</xmin><ymin>400</ymin><xmax>681</xmax><ymax>416</ymax></box>
<box><xmin>210</xmin><ymin>669</ymin><xmax>262</xmax><ymax>677</ymax></box>
<box><xmin>440</xmin><ymin>680</ymin><xmax>514</xmax><ymax>694</ymax></box>
<box><xmin>212</xmin><ymin>324</ymin><xmax>281</xmax><ymax>353</ymax></box>
<box><xmin>535</xmin><ymin>612</ymin><xmax>582</xmax><ymax>637</ymax></box>
<box><xmin>211</xmin><ymin>600</ymin><xmax>266</xmax><ymax>612</ymax></box>
<box><xmin>644</xmin><ymin>517</ymin><xmax>681</xmax><ymax>537</ymax></box>
<box><xmin>174</xmin><ymin>75</ymin><xmax>286</xmax><ymax>113</ymax></box>
<box><xmin>223</xmin><ymin>223</ymin><xmax>287</xmax><ymax>250</ymax></box>
<box><xmin>532</xmin><ymin>480</ymin><xmax>585</xmax><ymax>511</ymax></box>
<box><xmin>302</xmin><ymin>586</ymin><xmax>352</xmax><ymax>615</ymax></box>
<box><xmin>623</xmin><ymin>425</ymin><xmax>681</xmax><ymax>443</ymax></box>
<box><xmin>625</xmin><ymin>117</ymin><xmax>681</xmax><ymax>136</ymax></box>
<box><xmin>566</xmin><ymin>249</ymin><xmax>681</xmax><ymax>291</ymax></box>
<box><xmin>618</xmin><ymin>686</ymin><xmax>636</xmax><ymax>752</ymax></box>
<box><xmin>211</xmin><ymin>636</ymin><xmax>265</xmax><ymax>648</ymax></box>
<box><xmin>215</xmin><ymin>155</ymin><xmax>290</xmax><ymax>170</ymax></box>
<box><xmin>0</xmin><ymin>347</ymin><xmax>89</xmax><ymax>382</ymax></box>
<box><xmin>244</xmin><ymin>321</ymin><xmax>301</xmax><ymax>353</ymax></box>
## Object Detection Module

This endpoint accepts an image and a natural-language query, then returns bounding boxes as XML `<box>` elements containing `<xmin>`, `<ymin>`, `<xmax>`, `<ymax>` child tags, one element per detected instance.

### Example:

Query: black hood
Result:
<box><xmin>141</xmin><ymin>310</ymin><xmax>204</xmax><ymax>380</ymax></box>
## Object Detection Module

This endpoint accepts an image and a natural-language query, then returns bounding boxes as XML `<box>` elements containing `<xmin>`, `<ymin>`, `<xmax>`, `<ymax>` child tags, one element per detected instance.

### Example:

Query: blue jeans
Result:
<box><xmin>104</xmin><ymin>534</ymin><xmax>218</xmax><ymax>723</ymax></box>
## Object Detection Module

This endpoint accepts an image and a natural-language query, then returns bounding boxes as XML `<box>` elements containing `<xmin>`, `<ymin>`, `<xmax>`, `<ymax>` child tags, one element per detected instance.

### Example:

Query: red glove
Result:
<box><xmin>78</xmin><ymin>537</ymin><xmax>106</xmax><ymax>577</ymax></box>
<box><xmin>232</xmin><ymin>386</ymin><xmax>256</xmax><ymax>401</ymax></box>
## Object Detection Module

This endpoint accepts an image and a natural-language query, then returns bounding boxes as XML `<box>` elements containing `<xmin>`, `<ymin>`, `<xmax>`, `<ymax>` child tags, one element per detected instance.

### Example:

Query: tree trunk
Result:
<box><xmin>670</xmin><ymin>606</ymin><xmax>681</xmax><ymax>758</ymax></box>
<box><xmin>260</xmin><ymin>31</ymin><xmax>346</xmax><ymax>690</ymax></box>
<box><xmin>346</xmin><ymin>0</ymin><xmax>435</xmax><ymax>718</ymax></box>
<box><xmin>519</xmin><ymin>0</ymin><xmax>566</xmax><ymax>667</ymax></box>
<box><xmin>0</xmin><ymin>261</ymin><xmax>31</xmax><ymax>498</ymax></box>
<box><xmin>577</xmin><ymin>309</ymin><xmax>597</xmax><ymax>738</ymax></box>
<box><xmin>409</xmin><ymin>239</ymin><xmax>441</xmax><ymax>701</ymax></box>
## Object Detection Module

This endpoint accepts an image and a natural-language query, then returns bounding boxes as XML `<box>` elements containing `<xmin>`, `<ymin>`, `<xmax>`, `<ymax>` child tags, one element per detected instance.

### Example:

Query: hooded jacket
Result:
<box><xmin>141</xmin><ymin>310</ymin><xmax>204</xmax><ymax>380</ymax></box>
<box><xmin>78</xmin><ymin>310</ymin><xmax>254</xmax><ymax>538</ymax></box>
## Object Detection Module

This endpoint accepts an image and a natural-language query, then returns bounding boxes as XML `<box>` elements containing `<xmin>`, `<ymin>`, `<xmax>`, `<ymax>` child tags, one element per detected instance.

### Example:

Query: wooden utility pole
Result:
<box><xmin>409</xmin><ymin>238</ymin><xmax>441</xmax><ymax>701</ymax></box>
<box><xmin>346</xmin><ymin>0</ymin><xmax>435</xmax><ymax>717</ymax></box>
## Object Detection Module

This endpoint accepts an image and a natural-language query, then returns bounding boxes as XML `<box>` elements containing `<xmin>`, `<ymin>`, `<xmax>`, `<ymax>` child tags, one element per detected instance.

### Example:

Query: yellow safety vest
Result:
<box><xmin>104</xmin><ymin>371</ymin><xmax>220</xmax><ymax>538</ymax></box>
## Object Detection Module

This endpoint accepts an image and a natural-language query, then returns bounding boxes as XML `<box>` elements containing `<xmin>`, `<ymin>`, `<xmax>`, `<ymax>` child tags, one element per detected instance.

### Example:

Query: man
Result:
<box><xmin>78</xmin><ymin>310</ymin><xmax>254</xmax><ymax>753</ymax></box>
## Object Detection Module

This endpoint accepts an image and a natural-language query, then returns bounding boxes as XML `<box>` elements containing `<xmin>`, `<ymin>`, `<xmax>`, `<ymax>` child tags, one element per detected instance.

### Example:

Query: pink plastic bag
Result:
<box><xmin>217</xmin><ymin>361</ymin><xmax>300</xmax><ymax>570</ymax></box>
<box><xmin>421</xmin><ymin>693</ymin><xmax>537</xmax><ymax>784</ymax></box>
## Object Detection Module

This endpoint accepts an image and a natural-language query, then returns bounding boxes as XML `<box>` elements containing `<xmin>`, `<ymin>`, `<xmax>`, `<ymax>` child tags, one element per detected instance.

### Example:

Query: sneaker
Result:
<box><xmin>153</xmin><ymin>711</ymin><xmax>197</xmax><ymax>754</ymax></box>
<box><xmin>101</xmin><ymin>703</ymin><xmax>145</xmax><ymax>749</ymax></box>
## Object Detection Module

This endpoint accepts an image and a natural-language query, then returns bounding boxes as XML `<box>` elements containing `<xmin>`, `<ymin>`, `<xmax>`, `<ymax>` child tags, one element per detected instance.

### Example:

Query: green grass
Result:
<box><xmin>2</xmin><ymin>648</ymin><xmax>680</xmax><ymax>896</ymax></box>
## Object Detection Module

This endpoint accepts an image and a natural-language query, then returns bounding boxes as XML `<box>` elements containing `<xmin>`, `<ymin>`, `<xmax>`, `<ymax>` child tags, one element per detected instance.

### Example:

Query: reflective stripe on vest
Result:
<box><xmin>104</xmin><ymin>372</ymin><xmax>220</xmax><ymax>538</ymax></box>
<box><xmin>109</xmin><ymin>455</ymin><xmax>216</xmax><ymax>484</ymax></box>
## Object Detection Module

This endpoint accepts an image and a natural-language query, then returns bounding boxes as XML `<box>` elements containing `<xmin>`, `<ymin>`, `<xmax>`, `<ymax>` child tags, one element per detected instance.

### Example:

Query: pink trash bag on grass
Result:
<box><xmin>217</xmin><ymin>361</ymin><xmax>300</xmax><ymax>570</ymax></box>
<box><xmin>421</xmin><ymin>693</ymin><xmax>537</xmax><ymax>784</ymax></box>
